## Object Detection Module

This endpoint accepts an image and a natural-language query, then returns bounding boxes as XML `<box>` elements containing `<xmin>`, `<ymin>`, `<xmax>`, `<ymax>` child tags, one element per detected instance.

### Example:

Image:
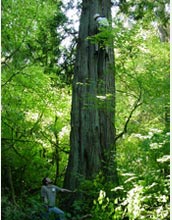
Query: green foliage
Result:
<box><xmin>91</xmin><ymin>130</ymin><xmax>169</xmax><ymax>220</ymax></box>
<box><xmin>87</xmin><ymin>26</ymin><xmax>114</xmax><ymax>48</ymax></box>
<box><xmin>2</xmin><ymin>0</ymin><xmax>71</xmax><ymax>197</ymax></box>
<box><xmin>115</xmin><ymin>0</ymin><xmax>170</xmax><ymax>25</ymax></box>
<box><xmin>113</xmin><ymin>19</ymin><xmax>169</xmax><ymax>134</ymax></box>
<box><xmin>1</xmin><ymin>194</ymin><xmax>44</xmax><ymax>220</ymax></box>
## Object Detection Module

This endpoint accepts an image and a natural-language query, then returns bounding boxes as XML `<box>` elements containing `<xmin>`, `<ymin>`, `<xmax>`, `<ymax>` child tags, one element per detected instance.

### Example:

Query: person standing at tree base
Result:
<box><xmin>41</xmin><ymin>177</ymin><xmax>72</xmax><ymax>220</ymax></box>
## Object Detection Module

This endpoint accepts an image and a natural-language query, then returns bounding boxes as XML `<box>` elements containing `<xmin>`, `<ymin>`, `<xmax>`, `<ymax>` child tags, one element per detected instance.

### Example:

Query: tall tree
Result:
<box><xmin>64</xmin><ymin>0</ymin><xmax>117</xmax><ymax>191</ymax></box>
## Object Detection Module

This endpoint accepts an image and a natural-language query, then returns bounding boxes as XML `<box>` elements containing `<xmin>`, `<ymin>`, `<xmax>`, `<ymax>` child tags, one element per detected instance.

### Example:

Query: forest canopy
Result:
<box><xmin>1</xmin><ymin>0</ymin><xmax>170</xmax><ymax>219</ymax></box>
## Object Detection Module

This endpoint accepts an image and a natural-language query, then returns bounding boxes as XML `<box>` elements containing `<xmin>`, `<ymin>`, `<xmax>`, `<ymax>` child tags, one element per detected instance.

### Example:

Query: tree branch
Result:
<box><xmin>1</xmin><ymin>65</ymin><xmax>27</xmax><ymax>87</ymax></box>
<box><xmin>79</xmin><ymin>214</ymin><xmax>92</xmax><ymax>220</ymax></box>
<box><xmin>2</xmin><ymin>4</ymin><xmax>40</xmax><ymax>67</ymax></box>
<box><xmin>115</xmin><ymin>90</ymin><xmax>142</xmax><ymax>142</ymax></box>
<box><xmin>40</xmin><ymin>130</ymin><xmax>70</xmax><ymax>154</ymax></box>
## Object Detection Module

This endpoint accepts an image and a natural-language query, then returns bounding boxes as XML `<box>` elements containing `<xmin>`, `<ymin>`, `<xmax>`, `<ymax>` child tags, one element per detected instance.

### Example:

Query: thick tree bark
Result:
<box><xmin>64</xmin><ymin>0</ymin><xmax>117</xmax><ymax>191</ymax></box>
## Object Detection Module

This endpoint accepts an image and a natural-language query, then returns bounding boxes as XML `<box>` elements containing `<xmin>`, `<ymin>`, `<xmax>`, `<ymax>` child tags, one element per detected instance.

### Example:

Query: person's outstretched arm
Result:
<box><xmin>61</xmin><ymin>188</ymin><xmax>73</xmax><ymax>193</ymax></box>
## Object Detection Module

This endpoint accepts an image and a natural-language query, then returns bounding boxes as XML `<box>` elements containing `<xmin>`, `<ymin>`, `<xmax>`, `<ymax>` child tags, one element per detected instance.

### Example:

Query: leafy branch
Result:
<box><xmin>1</xmin><ymin>4</ymin><xmax>39</xmax><ymax>67</ymax></box>
<box><xmin>1</xmin><ymin>65</ymin><xmax>27</xmax><ymax>87</ymax></box>
<box><xmin>115</xmin><ymin>89</ymin><xmax>142</xmax><ymax>142</ymax></box>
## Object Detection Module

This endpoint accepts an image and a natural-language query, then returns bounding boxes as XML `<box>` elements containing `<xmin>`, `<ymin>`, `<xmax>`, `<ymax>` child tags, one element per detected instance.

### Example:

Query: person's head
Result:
<box><xmin>42</xmin><ymin>177</ymin><xmax>52</xmax><ymax>185</ymax></box>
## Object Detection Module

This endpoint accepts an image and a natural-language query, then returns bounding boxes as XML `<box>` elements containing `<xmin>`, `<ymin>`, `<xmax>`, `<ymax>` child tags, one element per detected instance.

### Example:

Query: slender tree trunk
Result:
<box><xmin>64</xmin><ymin>0</ymin><xmax>117</xmax><ymax>191</ymax></box>
<box><xmin>53</xmin><ymin>116</ymin><xmax>60</xmax><ymax>184</ymax></box>
<box><xmin>7</xmin><ymin>166</ymin><xmax>17</xmax><ymax>205</ymax></box>
<box><xmin>165</xmin><ymin>105</ymin><xmax>170</xmax><ymax>131</ymax></box>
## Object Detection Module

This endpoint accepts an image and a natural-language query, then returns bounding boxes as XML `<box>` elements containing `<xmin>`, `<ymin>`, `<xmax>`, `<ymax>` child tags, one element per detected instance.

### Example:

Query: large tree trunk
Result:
<box><xmin>64</xmin><ymin>0</ymin><xmax>117</xmax><ymax>191</ymax></box>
